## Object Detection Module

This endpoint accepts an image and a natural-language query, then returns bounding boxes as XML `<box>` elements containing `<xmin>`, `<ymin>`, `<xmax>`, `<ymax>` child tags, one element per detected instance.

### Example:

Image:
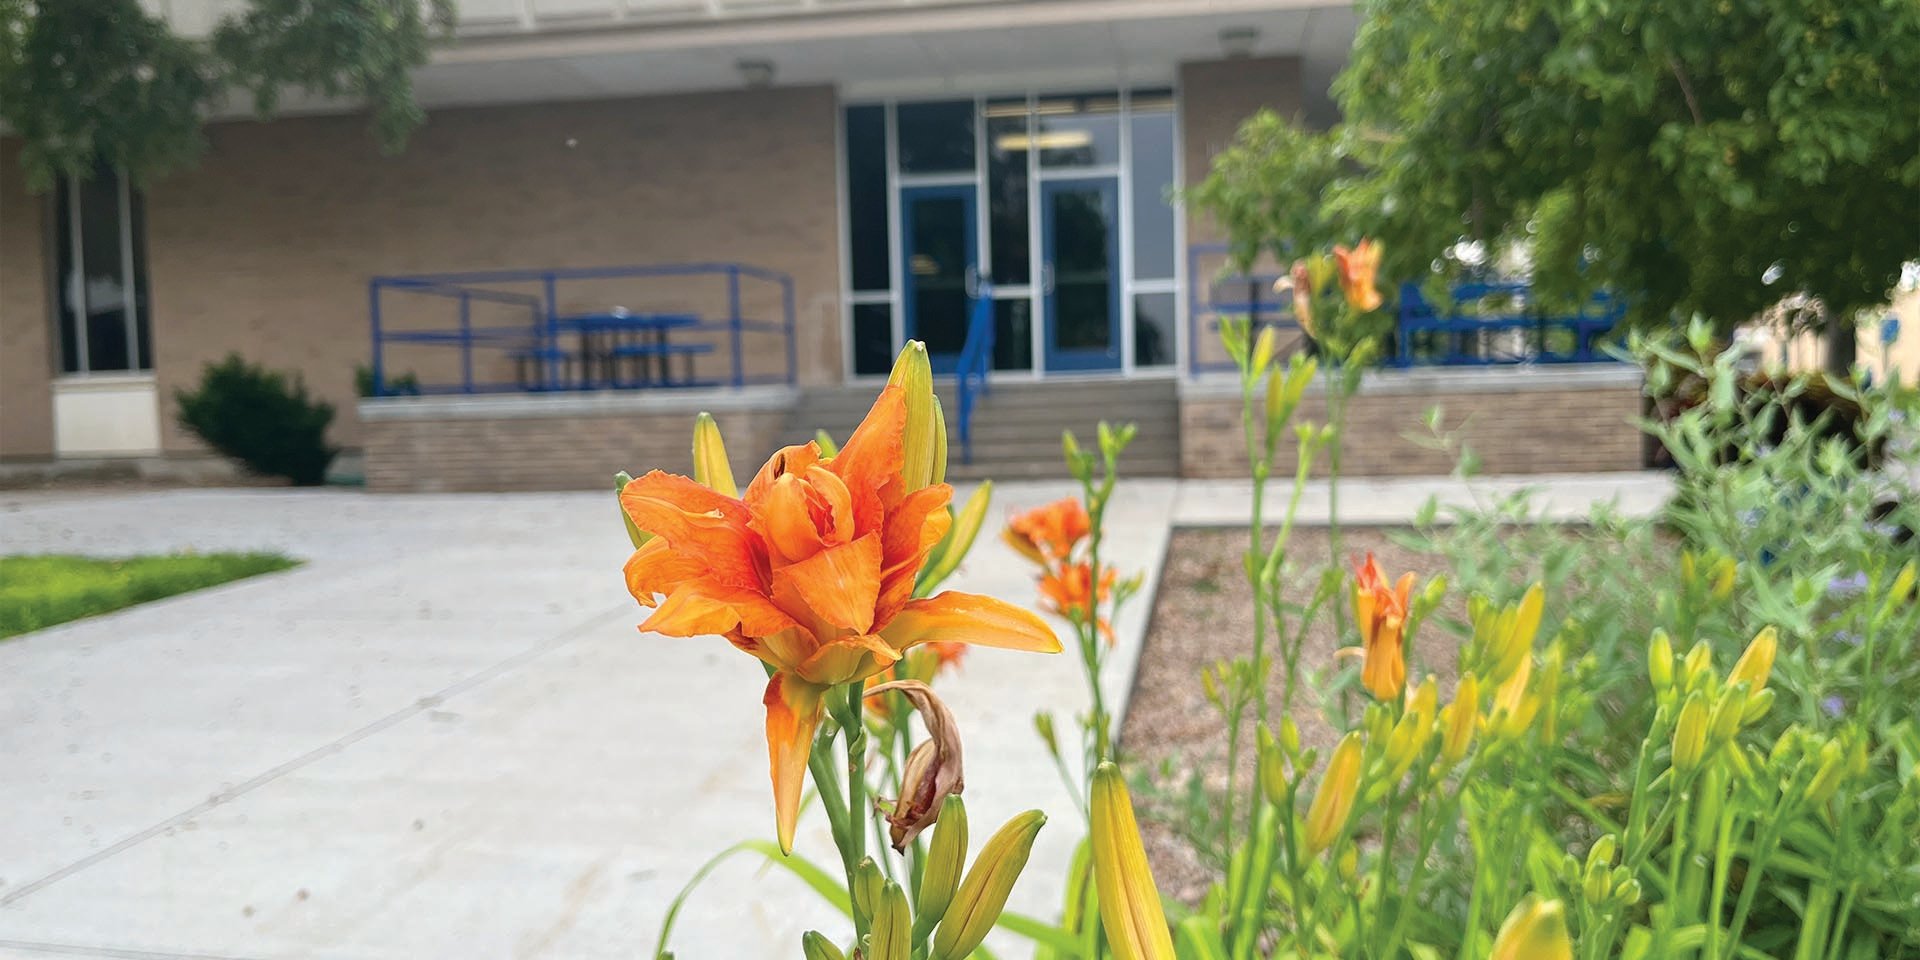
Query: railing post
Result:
<box><xmin>728</xmin><ymin>265</ymin><xmax>743</xmax><ymax>389</ymax></box>
<box><xmin>459</xmin><ymin>291</ymin><xmax>474</xmax><ymax>394</ymax></box>
<box><xmin>783</xmin><ymin>275</ymin><xmax>796</xmax><ymax>387</ymax></box>
<box><xmin>543</xmin><ymin>273</ymin><xmax>559</xmax><ymax>390</ymax></box>
<box><xmin>368</xmin><ymin>281</ymin><xmax>385</xmax><ymax>397</ymax></box>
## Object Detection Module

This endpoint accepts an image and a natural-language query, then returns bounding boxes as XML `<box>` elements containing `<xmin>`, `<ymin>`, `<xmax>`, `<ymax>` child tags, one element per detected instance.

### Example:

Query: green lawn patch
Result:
<box><xmin>0</xmin><ymin>552</ymin><xmax>299</xmax><ymax>639</ymax></box>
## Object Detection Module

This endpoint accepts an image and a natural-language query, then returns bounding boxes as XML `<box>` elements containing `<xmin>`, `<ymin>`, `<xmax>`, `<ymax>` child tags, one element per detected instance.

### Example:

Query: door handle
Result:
<box><xmin>964</xmin><ymin>265</ymin><xmax>980</xmax><ymax>299</ymax></box>
<box><xmin>1040</xmin><ymin>262</ymin><xmax>1055</xmax><ymax>294</ymax></box>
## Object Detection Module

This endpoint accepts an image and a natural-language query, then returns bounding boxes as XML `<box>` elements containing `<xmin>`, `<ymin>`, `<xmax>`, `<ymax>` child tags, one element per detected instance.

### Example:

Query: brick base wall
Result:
<box><xmin>1180</xmin><ymin>366</ymin><xmax>1646</xmax><ymax>478</ymax></box>
<box><xmin>361</xmin><ymin>389</ymin><xmax>795</xmax><ymax>492</ymax></box>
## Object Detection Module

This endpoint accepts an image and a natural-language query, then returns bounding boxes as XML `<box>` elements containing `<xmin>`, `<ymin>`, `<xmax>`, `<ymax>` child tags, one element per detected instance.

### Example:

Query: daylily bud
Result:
<box><xmin>1742</xmin><ymin>688</ymin><xmax>1775</xmax><ymax>724</ymax></box>
<box><xmin>1679</xmin><ymin>550</ymin><xmax>1698</xmax><ymax>589</ymax></box>
<box><xmin>1585</xmin><ymin>834</ymin><xmax>1618</xmax><ymax>874</ymax></box>
<box><xmin>691</xmin><ymin>412</ymin><xmax>738</xmax><ymax>497</ymax></box>
<box><xmin>868</xmin><ymin>880</ymin><xmax>910</xmax><ymax>960</ymax></box>
<box><xmin>1090</xmin><ymin>763</ymin><xmax>1176</xmax><ymax>960</ymax></box>
<box><xmin>1384</xmin><ymin>710</ymin><xmax>1427</xmax><ymax>783</ymax></box>
<box><xmin>1250</xmin><ymin>326</ymin><xmax>1277</xmax><ymax>377</ymax></box>
<box><xmin>852</xmin><ymin>857</ymin><xmax>884</xmax><ymax>920</ymax></box>
<box><xmin>1304</xmin><ymin>732</ymin><xmax>1363</xmax><ymax>855</ymax></box>
<box><xmin>1848</xmin><ymin>735</ymin><xmax>1869</xmax><ymax>778</ymax></box>
<box><xmin>865</xmin><ymin>680</ymin><xmax>965</xmax><ymax>850</ymax></box>
<box><xmin>1509</xmin><ymin>583</ymin><xmax>1545</xmax><ymax>660</ymax></box>
<box><xmin>1489</xmin><ymin>896</ymin><xmax>1574</xmax><ymax>960</ymax></box>
<box><xmin>1033</xmin><ymin>710</ymin><xmax>1060</xmax><ymax>757</ymax></box>
<box><xmin>614</xmin><ymin>471</ymin><xmax>648</xmax><ymax>548</ymax></box>
<box><xmin>1441</xmin><ymin>673</ymin><xmax>1479</xmax><ymax>763</ymax></box>
<box><xmin>930</xmin><ymin>810</ymin><xmax>1047</xmax><ymax>960</ymax></box>
<box><xmin>1887</xmin><ymin>560</ymin><xmax>1917</xmax><ymax>613</ymax></box>
<box><xmin>930</xmin><ymin>396</ymin><xmax>950</xmax><ymax>486</ymax></box>
<box><xmin>1709</xmin><ymin>682</ymin><xmax>1749</xmax><ymax>744</ymax></box>
<box><xmin>1280</xmin><ymin>716</ymin><xmax>1303</xmax><ymax>756</ymax></box>
<box><xmin>918</xmin><ymin>481</ymin><xmax>993</xmax><ymax>594</ymax></box>
<box><xmin>1729</xmin><ymin>626</ymin><xmax>1778</xmax><ymax>696</ymax></box>
<box><xmin>1648</xmin><ymin>630</ymin><xmax>1674</xmax><ymax>694</ymax></box>
<box><xmin>1673</xmin><ymin>692</ymin><xmax>1709</xmax><ymax>774</ymax></box>
<box><xmin>1265</xmin><ymin>355</ymin><xmax>1317</xmax><ymax>439</ymax></box>
<box><xmin>1337</xmin><ymin>845</ymin><xmax>1358</xmax><ymax>882</ymax></box>
<box><xmin>1258</xmin><ymin>725</ymin><xmax>1290</xmax><ymax>805</ymax></box>
<box><xmin>1710</xmin><ymin>556</ymin><xmax>1737</xmax><ymax>599</ymax></box>
<box><xmin>888</xmin><ymin>341</ymin><xmax>942</xmax><ymax>492</ymax></box>
<box><xmin>812</xmin><ymin>428</ymin><xmax>839</xmax><ymax>458</ymax></box>
<box><xmin>1682</xmin><ymin>640</ymin><xmax>1714</xmax><ymax>689</ymax></box>
<box><xmin>914</xmin><ymin>795</ymin><xmax>968</xmax><ymax>938</ymax></box>
<box><xmin>1490</xmin><ymin>653</ymin><xmax>1537</xmax><ymax>739</ymax></box>
<box><xmin>1418</xmin><ymin>575</ymin><xmax>1448</xmax><ymax>614</ymax></box>
<box><xmin>1805</xmin><ymin>739</ymin><xmax>1846</xmax><ymax>805</ymax></box>
<box><xmin>801</xmin><ymin>931</ymin><xmax>846</xmax><ymax>960</ymax></box>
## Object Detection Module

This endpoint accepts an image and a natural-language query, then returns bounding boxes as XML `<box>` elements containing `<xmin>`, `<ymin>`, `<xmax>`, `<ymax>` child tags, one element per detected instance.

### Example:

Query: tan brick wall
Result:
<box><xmin>1180</xmin><ymin>373</ymin><xmax>1647</xmax><ymax>478</ymax></box>
<box><xmin>0</xmin><ymin>140</ymin><xmax>55</xmax><ymax>458</ymax></box>
<box><xmin>361</xmin><ymin>395</ymin><xmax>794</xmax><ymax>493</ymax></box>
<box><xmin>1</xmin><ymin>85</ymin><xmax>843</xmax><ymax>457</ymax></box>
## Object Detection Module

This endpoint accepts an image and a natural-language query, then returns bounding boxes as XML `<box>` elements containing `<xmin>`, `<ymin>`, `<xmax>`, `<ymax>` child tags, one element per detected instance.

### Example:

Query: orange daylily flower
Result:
<box><xmin>620</xmin><ymin>384</ymin><xmax>1060</xmax><ymax>852</ymax></box>
<box><xmin>1040</xmin><ymin>561</ymin><xmax>1118</xmax><ymax>641</ymax></box>
<box><xmin>1346</xmin><ymin>553</ymin><xmax>1415</xmax><ymax>700</ymax></box>
<box><xmin>1004</xmin><ymin>498</ymin><xmax>1091</xmax><ymax>567</ymax></box>
<box><xmin>1332</xmin><ymin>239</ymin><xmax>1383</xmax><ymax>312</ymax></box>
<box><xmin>1287</xmin><ymin>260</ymin><xmax>1316</xmax><ymax>338</ymax></box>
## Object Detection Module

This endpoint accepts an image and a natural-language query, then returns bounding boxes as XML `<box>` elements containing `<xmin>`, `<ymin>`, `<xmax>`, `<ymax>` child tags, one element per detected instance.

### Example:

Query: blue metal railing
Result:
<box><xmin>367</xmin><ymin>262</ymin><xmax>796</xmax><ymax>396</ymax></box>
<box><xmin>1185</xmin><ymin>243</ymin><xmax>1625</xmax><ymax>374</ymax></box>
<box><xmin>1392</xmin><ymin>281</ymin><xmax>1625</xmax><ymax>367</ymax></box>
<box><xmin>953</xmin><ymin>281</ymin><xmax>996</xmax><ymax>465</ymax></box>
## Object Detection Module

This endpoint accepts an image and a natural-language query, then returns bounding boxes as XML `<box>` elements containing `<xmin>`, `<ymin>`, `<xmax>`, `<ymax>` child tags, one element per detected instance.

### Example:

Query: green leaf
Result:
<box><xmin>653</xmin><ymin>839</ymin><xmax>852</xmax><ymax>958</ymax></box>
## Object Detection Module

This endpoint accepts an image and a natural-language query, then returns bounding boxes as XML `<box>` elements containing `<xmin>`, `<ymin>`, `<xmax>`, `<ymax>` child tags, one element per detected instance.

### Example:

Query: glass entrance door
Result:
<box><xmin>900</xmin><ymin>185</ymin><xmax>978</xmax><ymax>374</ymax></box>
<box><xmin>1041</xmin><ymin>177</ymin><xmax>1121</xmax><ymax>372</ymax></box>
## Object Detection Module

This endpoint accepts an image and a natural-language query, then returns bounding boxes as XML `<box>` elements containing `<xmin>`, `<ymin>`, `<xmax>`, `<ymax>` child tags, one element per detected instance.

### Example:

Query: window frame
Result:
<box><xmin>53</xmin><ymin>167</ymin><xmax>152</xmax><ymax>376</ymax></box>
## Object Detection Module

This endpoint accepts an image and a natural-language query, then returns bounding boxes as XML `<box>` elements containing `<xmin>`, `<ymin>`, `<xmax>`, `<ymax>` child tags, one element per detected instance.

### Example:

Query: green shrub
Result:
<box><xmin>175</xmin><ymin>353</ymin><xmax>337</xmax><ymax>485</ymax></box>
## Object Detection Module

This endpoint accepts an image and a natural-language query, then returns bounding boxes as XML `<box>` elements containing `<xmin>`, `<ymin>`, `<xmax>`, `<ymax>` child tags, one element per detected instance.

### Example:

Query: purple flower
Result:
<box><xmin>1821</xmin><ymin>696</ymin><xmax>1846</xmax><ymax>718</ymax></box>
<box><xmin>1828</xmin><ymin>572</ymin><xmax>1870</xmax><ymax>597</ymax></box>
<box><xmin>1833</xmin><ymin>630</ymin><xmax>1863</xmax><ymax>646</ymax></box>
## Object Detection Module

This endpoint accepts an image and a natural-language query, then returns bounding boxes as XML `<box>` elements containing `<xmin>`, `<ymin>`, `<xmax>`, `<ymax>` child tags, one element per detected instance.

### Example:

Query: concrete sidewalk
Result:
<box><xmin>0</xmin><ymin>474</ymin><xmax>1663</xmax><ymax>959</ymax></box>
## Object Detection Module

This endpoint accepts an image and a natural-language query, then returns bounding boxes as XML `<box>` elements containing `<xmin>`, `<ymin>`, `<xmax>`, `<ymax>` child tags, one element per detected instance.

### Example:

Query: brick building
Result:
<box><xmin>0</xmin><ymin>0</ymin><xmax>1646</xmax><ymax>490</ymax></box>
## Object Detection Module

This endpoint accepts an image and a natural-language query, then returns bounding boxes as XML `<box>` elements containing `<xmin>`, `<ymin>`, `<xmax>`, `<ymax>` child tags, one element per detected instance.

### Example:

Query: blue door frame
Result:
<box><xmin>900</xmin><ymin>184</ymin><xmax>978</xmax><ymax>375</ymax></box>
<box><xmin>1041</xmin><ymin>176</ymin><xmax>1122</xmax><ymax>373</ymax></box>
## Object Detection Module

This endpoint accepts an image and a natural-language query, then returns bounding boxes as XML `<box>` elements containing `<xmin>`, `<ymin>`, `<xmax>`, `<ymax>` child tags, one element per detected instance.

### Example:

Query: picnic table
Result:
<box><xmin>519</xmin><ymin>310</ymin><xmax>708</xmax><ymax>389</ymax></box>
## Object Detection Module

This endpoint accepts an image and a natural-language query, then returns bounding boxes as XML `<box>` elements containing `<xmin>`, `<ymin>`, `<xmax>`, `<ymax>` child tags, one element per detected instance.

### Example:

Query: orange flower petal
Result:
<box><xmin>764</xmin><ymin>672</ymin><xmax>826</xmax><ymax>854</ymax></box>
<box><xmin>623</xmin><ymin>539</ymin><xmax>708</xmax><ymax>608</ymax></box>
<box><xmin>796</xmin><ymin>633</ymin><xmax>899</xmax><ymax>686</ymax></box>
<box><xmin>621</xmin><ymin>470</ymin><xmax>750</xmax><ymax>523</ymax></box>
<box><xmin>882</xmin><ymin>591</ymin><xmax>1063</xmax><ymax>654</ymax></box>
<box><xmin>776</xmin><ymin>534</ymin><xmax>883</xmax><ymax>634</ymax></box>
<box><xmin>640</xmin><ymin>582</ymin><xmax>803</xmax><ymax>640</ymax></box>
<box><xmin>745</xmin><ymin>442</ymin><xmax>823</xmax><ymax>507</ymax></box>
<box><xmin>758</xmin><ymin>474</ymin><xmax>827</xmax><ymax>564</ymax></box>
<box><xmin>621</xmin><ymin>491</ymin><xmax>765</xmax><ymax>591</ymax></box>
<box><xmin>875</xmin><ymin>484</ymin><xmax>953</xmax><ymax>625</ymax></box>
<box><xmin>832</xmin><ymin>386</ymin><xmax>907</xmax><ymax>533</ymax></box>
<box><xmin>803</xmin><ymin>464</ymin><xmax>856</xmax><ymax>546</ymax></box>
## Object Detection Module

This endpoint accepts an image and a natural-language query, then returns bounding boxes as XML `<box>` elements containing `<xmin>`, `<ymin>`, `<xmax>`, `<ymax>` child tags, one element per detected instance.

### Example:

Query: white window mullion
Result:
<box><xmin>1026</xmin><ymin>91</ymin><xmax>1044</xmax><ymax>376</ymax></box>
<box><xmin>1118</xmin><ymin>88</ymin><xmax>1135</xmax><ymax>375</ymax></box>
<box><xmin>884</xmin><ymin>101</ymin><xmax>904</xmax><ymax>354</ymax></box>
<box><xmin>119</xmin><ymin>170</ymin><xmax>140</xmax><ymax>371</ymax></box>
<box><xmin>67</xmin><ymin>175</ymin><xmax>88</xmax><ymax>374</ymax></box>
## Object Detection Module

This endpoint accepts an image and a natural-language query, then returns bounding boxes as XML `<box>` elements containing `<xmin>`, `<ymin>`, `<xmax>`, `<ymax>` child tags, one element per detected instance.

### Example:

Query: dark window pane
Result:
<box><xmin>1050</xmin><ymin>184</ymin><xmax>1116</xmax><ymax>352</ymax></box>
<box><xmin>905</xmin><ymin>193</ymin><xmax>972</xmax><ymax>360</ymax></box>
<box><xmin>1130</xmin><ymin>112</ymin><xmax>1176</xmax><ymax>281</ymax></box>
<box><xmin>1134</xmin><ymin>292</ymin><xmax>1176</xmax><ymax>367</ymax></box>
<box><xmin>992</xmin><ymin>297</ymin><xmax>1032</xmax><ymax>371</ymax></box>
<box><xmin>78</xmin><ymin>169</ymin><xmax>131</xmax><ymax>371</ymax></box>
<box><xmin>853</xmin><ymin>303</ymin><xmax>894</xmax><ymax>375</ymax></box>
<box><xmin>845</xmin><ymin>106</ymin><xmax>890</xmax><ymax>292</ymax></box>
<box><xmin>986</xmin><ymin>100</ymin><xmax>1029</xmax><ymax>286</ymax></box>
<box><xmin>897</xmin><ymin>101</ymin><xmax>975</xmax><ymax>174</ymax></box>
<box><xmin>53</xmin><ymin>179</ymin><xmax>79</xmax><ymax>373</ymax></box>
<box><xmin>1035</xmin><ymin>92</ymin><xmax>1121</xmax><ymax>168</ymax></box>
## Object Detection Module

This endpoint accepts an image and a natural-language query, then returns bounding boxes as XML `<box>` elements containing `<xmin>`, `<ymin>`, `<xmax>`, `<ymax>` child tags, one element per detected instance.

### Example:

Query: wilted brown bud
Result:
<box><xmin>865</xmin><ymin>679</ymin><xmax>964</xmax><ymax>850</ymax></box>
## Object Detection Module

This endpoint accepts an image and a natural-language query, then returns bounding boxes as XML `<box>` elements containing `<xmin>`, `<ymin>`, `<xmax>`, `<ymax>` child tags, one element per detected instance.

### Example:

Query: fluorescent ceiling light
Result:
<box><xmin>995</xmin><ymin>130</ymin><xmax>1094</xmax><ymax>152</ymax></box>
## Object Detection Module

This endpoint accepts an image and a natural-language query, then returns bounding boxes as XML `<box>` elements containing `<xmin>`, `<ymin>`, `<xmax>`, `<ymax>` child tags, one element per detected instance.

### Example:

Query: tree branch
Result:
<box><xmin>1668</xmin><ymin>55</ymin><xmax>1705</xmax><ymax>126</ymax></box>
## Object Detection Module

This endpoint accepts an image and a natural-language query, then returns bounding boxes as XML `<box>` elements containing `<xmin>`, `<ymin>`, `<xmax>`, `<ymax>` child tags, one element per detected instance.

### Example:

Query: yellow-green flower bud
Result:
<box><xmin>1250</xmin><ymin>326</ymin><xmax>1277</xmax><ymax>377</ymax></box>
<box><xmin>1805</xmin><ymin>740</ymin><xmax>1846</xmax><ymax>805</ymax></box>
<box><xmin>914</xmin><ymin>795</ymin><xmax>968</xmax><ymax>937</ymax></box>
<box><xmin>801</xmin><ymin>931</ymin><xmax>846</xmax><ymax>960</ymax></box>
<box><xmin>887</xmin><ymin>341</ymin><xmax>942</xmax><ymax>492</ymax></box>
<box><xmin>1258</xmin><ymin>725</ymin><xmax>1290</xmax><ymax>806</ymax></box>
<box><xmin>1682</xmin><ymin>640</ymin><xmax>1714</xmax><ymax>689</ymax></box>
<box><xmin>1710</xmin><ymin>556</ymin><xmax>1737</xmax><ymax>599</ymax></box>
<box><xmin>1584</xmin><ymin>834</ymin><xmax>1617</xmax><ymax>873</ymax></box>
<box><xmin>1887</xmin><ymin>560</ymin><xmax>1917</xmax><ymax>611</ymax></box>
<box><xmin>1490</xmin><ymin>896</ymin><xmax>1573</xmax><ymax>960</ymax></box>
<box><xmin>930</xmin><ymin>810</ymin><xmax>1047</xmax><ymax>960</ymax></box>
<box><xmin>1303</xmin><ymin>732</ymin><xmax>1363</xmax><ymax>855</ymax></box>
<box><xmin>1741</xmin><ymin>687</ymin><xmax>1775</xmax><ymax>724</ymax></box>
<box><xmin>1709</xmin><ymin>683</ymin><xmax>1749</xmax><ymax>744</ymax></box>
<box><xmin>614</xmin><ymin>471</ymin><xmax>649</xmax><ymax>548</ymax></box>
<box><xmin>691</xmin><ymin>411</ymin><xmax>738</xmax><ymax>497</ymax></box>
<box><xmin>1680</xmin><ymin>550</ymin><xmax>1699</xmax><ymax>588</ymax></box>
<box><xmin>869</xmin><ymin>880</ymin><xmax>910</xmax><ymax>960</ymax></box>
<box><xmin>1440</xmin><ymin>673</ymin><xmax>1479</xmax><ymax>764</ymax></box>
<box><xmin>1729</xmin><ymin>626</ymin><xmax>1778</xmax><ymax>696</ymax></box>
<box><xmin>1649</xmin><ymin>629</ymin><xmax>1675</xmax><ymax>694</ymax></box>
<box><xmin>851</xmin><ymin>857</ymin><xmax>884</xmax><ymax>921</ymax></box>
<box><xmin>1672</xmin><ymin>692</ymin><xmax>1709</xmax><ymax>774</ymax></box>
<box><xmin>1280</xmin><ymin>716</ymin><xmax>1303</xmax><ymax>756</ymax></box>
<box><xmin>1033</xmin><ymin>710</ymin><xmax>1060</xmax><ymax>757</ymax></box>
<box><xmin>1089</xmin><ymin>763</ymin><xmax>1176</xmax><ymax>960</ymax></box>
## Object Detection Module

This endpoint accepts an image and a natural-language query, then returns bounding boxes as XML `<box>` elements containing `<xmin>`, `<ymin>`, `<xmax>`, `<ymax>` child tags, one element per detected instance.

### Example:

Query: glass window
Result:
<box><xmin>852</xmin><ymin>303</ymin><xmax>894</xmax><ymax>376</ymax></box>
<box><xmin>985</xmin><ymin>99</ymin><xmax>1030</xmax><ymax>286</ymax></box>
<box><xmin>897</xmin><ymin>101</ymin><xmax>975</xmax><ymax>174</ymax></box>
<box><xmin>1129</xmin><ymin>111</ymin><xmax>1177</xmax><ymax>281</ymax></box>
<box><xmin>1034</xmin><ymin>92</ymin><xmax>1121</xmax><ymax>169</ymax></box>
<box><xmin>1134</xmin><ymin>292</ymin><xmax>1176</xmax><ymax>368</ymax></box>
<box><xmin>993</xmin><ymin>297</ymin><xmax>1033</xmax><ymax>371</ymax></box>
<box><xmin>55</xmin><ymin>166</ymin><xmax>151</xmax><ymax>374</ymax></box>
<box><xmin>845</xmin><ymin>106</ymin><xmax>890</xmax><ymax>292</ymax></box>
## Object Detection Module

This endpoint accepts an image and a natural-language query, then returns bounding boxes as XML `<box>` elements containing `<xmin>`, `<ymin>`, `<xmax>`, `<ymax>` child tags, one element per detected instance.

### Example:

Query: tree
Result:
<box><xmin>0</xmin><ymin>0</ymin><xmax>454</xmax><ymax>190</ymax></box>
<box><xmin>1191</xmin><ymin>0</ymin><xmax>1920</xmax><ymax>368</ymax></box>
